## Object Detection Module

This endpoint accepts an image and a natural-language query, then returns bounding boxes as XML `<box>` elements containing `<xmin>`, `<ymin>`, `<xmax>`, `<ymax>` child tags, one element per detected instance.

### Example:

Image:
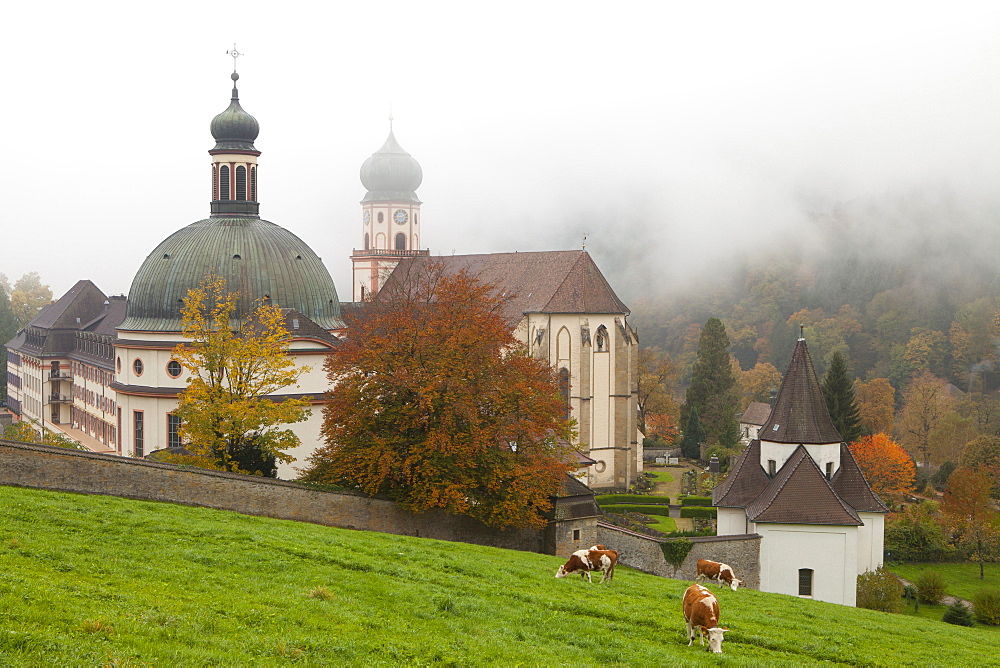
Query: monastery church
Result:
<box><xmin>4</xmin><ymin>69</ymin><xmax>640</xmax><ymax>491</ymax></box>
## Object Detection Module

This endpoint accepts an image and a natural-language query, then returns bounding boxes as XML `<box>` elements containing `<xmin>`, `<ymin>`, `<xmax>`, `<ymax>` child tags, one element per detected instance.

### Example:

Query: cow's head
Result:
<box><xmin>705</xmin><ymin>627</ymin><xmax>728</xmax><ymax>653</ymax></box>
<box><xmin>555</xmin><ymin>565</ymin><xmax>568</xmax><ymax>578</ymax></box>
<box><xmin>728</xmin><ymin>578</ymin><xmax>742</xmax><ymax>592</ymax></box>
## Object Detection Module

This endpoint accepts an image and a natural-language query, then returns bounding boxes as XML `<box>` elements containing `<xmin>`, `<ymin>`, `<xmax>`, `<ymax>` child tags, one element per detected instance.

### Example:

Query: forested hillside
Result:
<box><xmin>629</xmin><ymin>194</ymin><xmax>1000</xmax><ymax>469</ymax></box>
<box><xmin>632</xmin><ymin>193</ymin><xmax>1000</xmax><ymax>393</ymax></box>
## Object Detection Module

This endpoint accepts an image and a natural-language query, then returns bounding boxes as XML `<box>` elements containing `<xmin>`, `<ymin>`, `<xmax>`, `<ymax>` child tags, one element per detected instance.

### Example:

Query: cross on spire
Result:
<box><xmin>227</xmin><ymin>43</ymin><xmax>243</xmax><ymax>73</ymax></box>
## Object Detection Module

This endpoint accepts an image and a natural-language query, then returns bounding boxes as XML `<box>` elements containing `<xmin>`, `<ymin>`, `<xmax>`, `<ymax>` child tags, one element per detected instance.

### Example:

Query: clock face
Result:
<box><xmin>394</xmin><ymin>209</ymin><xmax>408</xmax><ymax>225</ymax></box>
<box><xmin>363</xmin><ymin>210</ymin><xmax>370</xmax><ymax>224</ymax></box>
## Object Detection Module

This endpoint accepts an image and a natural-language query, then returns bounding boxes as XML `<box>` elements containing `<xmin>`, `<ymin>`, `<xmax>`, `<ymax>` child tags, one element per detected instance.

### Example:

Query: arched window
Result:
<box><xmin>236</xmin><ymin>166</ymin><xmax>247</xmax><ymax>201</ymax></box>
<box><xmin>212</xmin><ymin>166</ymin><xmax>217</xmax><ymax>199</ymax></box>
<box><xmin>395</xmin><ymin>233</ymin><xmax>406</xmax><ymax>250</ymax></box>
<box><xmin>250</xmin><ymin>166</ymin><xmax>257</xmax><ymax>200</ymax></box>
<box><xmin>364</xmin><ymin>233</ymin><xmax>370</xmax><ymax>250</ymax></box>
<box><xmin>219</xmin><ymin>165</ymin><xmax>230</xmax><ymax>200</ymax></box>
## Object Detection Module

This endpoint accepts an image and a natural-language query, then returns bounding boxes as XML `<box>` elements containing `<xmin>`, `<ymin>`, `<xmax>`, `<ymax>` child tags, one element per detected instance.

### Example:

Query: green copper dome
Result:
<box><xmin>360</xmin><ymin>128</ymin><xmax>422</xmax><ymax>202</ymax></box>
<box><xmin>121</xmin><ymin>217</ymin><xmax>343</xmax><ymax>332</ymax></box>
<box><xmin>210</xmin><ymin>73</ymin><xmax>259</xmax><ymax>152</ymax></box>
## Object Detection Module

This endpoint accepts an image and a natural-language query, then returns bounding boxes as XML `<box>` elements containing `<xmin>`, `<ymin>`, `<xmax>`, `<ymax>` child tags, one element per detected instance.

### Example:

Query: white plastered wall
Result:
<box><xmin>856</xmin><ymin>512</ymin><xmax>885</xmax><ymax>575</ymax></box>
<box><xmin>756</xmin><ymin>522</ymin><xmax>858</xmax><ymax>606</ymax></box>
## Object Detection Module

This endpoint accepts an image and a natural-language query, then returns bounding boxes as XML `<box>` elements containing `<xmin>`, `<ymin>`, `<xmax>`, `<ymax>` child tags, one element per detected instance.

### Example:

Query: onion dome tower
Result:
<box><xmin>351</xmin><ymin>117</ymin><xmax>429</xmax><ymax>301</ymax></box>
<box><xmin>120</xmin><ymin>68</ymin><xmax>343</xmax><ymax>333</ymax></box>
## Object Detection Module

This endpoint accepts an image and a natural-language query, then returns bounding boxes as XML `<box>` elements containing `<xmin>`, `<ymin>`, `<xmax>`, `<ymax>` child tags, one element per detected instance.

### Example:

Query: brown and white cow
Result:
<box><xmin>555</xmin><ymin>548</ymin><xmax>619</xmax><ymax>583</ymax></box>
<box><xmin>696</xmin><ymin>558</ymin><xmax>742</xmax><ymax>591</ymax></box>
<box><xmin>682</xmin><ymin>583</ymin><xmax>728</xmax><ymax>653</ymax></box>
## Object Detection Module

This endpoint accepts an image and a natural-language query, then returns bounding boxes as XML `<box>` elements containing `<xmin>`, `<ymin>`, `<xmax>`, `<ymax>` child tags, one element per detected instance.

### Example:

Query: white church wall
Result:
<box><xmin>759</xmin><ymin>440</ymin><xmax>841</xmax><ymax>478</ymax></box>
<box><xmin>856</xmin><ymin>512</ymin><xmax>885</xmax><ymax>575</ymax></box>
<box><xmin>757</xmin><ymin>523</ymin><xmax>858</xmax><ymax>606</ymax></box>
<box><xmin>717</xmin><ymin>507</ymin><xmax>748</xmax><ymax>536</ymax></box>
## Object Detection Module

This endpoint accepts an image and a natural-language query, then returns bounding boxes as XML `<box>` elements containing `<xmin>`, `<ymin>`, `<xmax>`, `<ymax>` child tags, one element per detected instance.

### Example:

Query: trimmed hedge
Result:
<box><xmin>678</xmin><ymin>495</ymin><xmax>713</xmax><ymax>507</ymax></box>
<box><xmin>680</xmin><ymin>506</ymin><xmax>717</xmax><ymax>519</ymax></box>
<box><xmin>601</xmin><ymin>504</ymin><xmax>673</xmax><ymax>517</ymax></box>
<box><xmin>595</xmin><ymin>494</ymin><xmax>670</xmax><ymax>505</ymax></box>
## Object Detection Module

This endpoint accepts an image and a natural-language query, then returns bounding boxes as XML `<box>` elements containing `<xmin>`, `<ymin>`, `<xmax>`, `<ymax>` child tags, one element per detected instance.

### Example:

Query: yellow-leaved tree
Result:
<box><xmin>172</xmin><ymin>275</ymin><xmax>311</xmax><ymax>477</ymax></box>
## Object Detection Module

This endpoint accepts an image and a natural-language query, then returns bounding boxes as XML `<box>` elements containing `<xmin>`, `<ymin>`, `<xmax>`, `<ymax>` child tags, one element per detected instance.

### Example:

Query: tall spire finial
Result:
<box><xmin>582</xmin><ymin>233</ymin><xmax>589</xmax><ymax>250</ymax></box>
<box><xmin>227</xmin><ymin>43</ymin><xmax>243</xmax><ymax>74</ymax></box>
<box><xmin>799</xmin><ymin>324</ymin><xmax>805</xmax><ymax>341</ymax></box>
<box><xmin>389</xmin><ymin>101</ymin><xmax>394</xmax><ymax>131</ymax></box>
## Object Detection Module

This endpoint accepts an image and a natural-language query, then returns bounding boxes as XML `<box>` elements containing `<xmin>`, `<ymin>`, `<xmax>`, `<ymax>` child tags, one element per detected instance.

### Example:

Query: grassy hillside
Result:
<box><xmin>1</xmin><ymin>486</ymin><xmax>998</xmax><ymax>666</ymax></box>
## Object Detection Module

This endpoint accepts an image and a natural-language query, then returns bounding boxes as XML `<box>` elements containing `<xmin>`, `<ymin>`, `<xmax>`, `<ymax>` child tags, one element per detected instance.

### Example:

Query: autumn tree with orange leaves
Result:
<box><xmin>301</xmin><ymin>262</ymin><xmax>576</xmax><ymax>530</ymax></box>
<box><xmin>941</xmin><ymin>467</ymin><xmax>1000</xmax><ymax>579</ymax></box>
<box><xmin>849</xmin><ymin>433</ymin><xmax>915</xmax><ymax>507</ymax></box>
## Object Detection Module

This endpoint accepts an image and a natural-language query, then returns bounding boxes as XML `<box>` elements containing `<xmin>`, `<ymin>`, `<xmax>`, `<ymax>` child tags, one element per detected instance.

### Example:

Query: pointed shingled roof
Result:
<box><xmin>746</xmin><ymin>446</ymin><xmax>862</xmax><ymax>525</ymax></box>
<box><xmin>713</xmin><ymin>439</ymin><xmax>771</xmax><ymax>508</ymax></box>
<box><xmin>831</xmin><ymin>443</ymin><xmax>890</xmax><ymax>513</ymax></box>
<box><xmin>388</xmin><ymin>251</ymin><xmax>629</xmax><ymax>324</ymax></box>
<box><xmin>759</xmin><ymin>338</ymin><xmax>842</xmax><ymax>444</ymax></box>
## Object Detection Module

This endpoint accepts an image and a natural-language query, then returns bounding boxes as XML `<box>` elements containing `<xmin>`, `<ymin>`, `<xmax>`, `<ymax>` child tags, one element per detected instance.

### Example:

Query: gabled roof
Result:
<box><xmin>831</xmin><ymin>443</ymin><xmax>889</xmax><ymax>513</ymax></box>
<box><xmin>81</xmin><ymin>295</ymin><xmax>127</xmax><ymax>336</ymax></box>
<box><xmin>740</xmin><ymin>402</ymin><xmax>771</xmax><ymax>426</ymax></box>
<box><xmin>30</xmin><ymin>280</ymin><xmax>105</xmax><ymax>330</ymax></box>
<box><xmin>713</xmin><ymin>439</ymin><xmax>771</xmax><ymax>508</ymax></box>
<box><xmin>746</xmin><ymin>446</ymin><xmax>862</xmax><ymax>526</ymax></box>
<box><xmin>758</xmin><ymin>339</ymin><xmax>842</xmax><ymax>444</ymax></box>
<box><xmin>388</xmin><ymin>251</ymin><xmax>629</xmax><ymax>323</ymax></box>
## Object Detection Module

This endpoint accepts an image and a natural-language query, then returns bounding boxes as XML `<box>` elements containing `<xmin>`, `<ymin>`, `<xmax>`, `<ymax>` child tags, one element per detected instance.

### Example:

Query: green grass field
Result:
<box><xmin>891</xmin><ymin>563</ymin><xmax>1000</xmax><ymax>604</ymax></box>
<box><xmin>3</xmin><ymin>485</ymin><xmax>1000</xmax><ymax>665</ymax></box>
<box><xmin>645</xmin><ymin>470</ymin><xmax>675</xmax><ymax>483</ymax></box>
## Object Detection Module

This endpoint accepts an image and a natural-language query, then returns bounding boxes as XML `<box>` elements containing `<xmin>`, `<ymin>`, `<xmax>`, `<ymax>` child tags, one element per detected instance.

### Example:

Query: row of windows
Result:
<box><xmin>117</xmin><ymin>357</ymin><xmax>183</xmax><ymax>379</ymax></box>
<box><xmin>72</xmin><ymin>385</ymin><xmax>115</xmax><ymax>414</ymax></box>
<box><xmin>363</xmin><ymin>232</ymin><xmax>415</xmax><ymax>251</ymax></box>
<box><xmin>213</xmin><ymin>164</ymin><xmax>257</xmax><ymax>202</ymax></box>
<box><xmin>132</xmin><ymin>411</ymin><xmax>182</xmax><ymax>457</ymax></box>
<box><xmin>6</xmin><ymin>372</ymin><xmax>20</xmax><ymax>389</ymax></box>
<box><xmin>70</xmin><ymin>406</ymin><xmax>116</xmax><ymax>447</ymax></box>
<box><xmin>71</xmin><ymin>362</ymin><xmax>113</xmax><ymax>387</ymax></box>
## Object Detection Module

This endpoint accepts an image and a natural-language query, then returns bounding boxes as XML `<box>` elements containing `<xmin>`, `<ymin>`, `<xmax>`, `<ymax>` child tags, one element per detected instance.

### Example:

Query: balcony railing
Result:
<box><xmin>48</xmin><ymin>371</ymin><xmax>72</xmax><ymax>380</ymax></box>
<box><xmin>48</xmin><ymin>394</ymin><xmax>72</xmax><ymax>403</ymax></box>
<box><xmin>350</xmin><ymin>248</ymin><xmax>430</xmax><ymax>258</ymax></box>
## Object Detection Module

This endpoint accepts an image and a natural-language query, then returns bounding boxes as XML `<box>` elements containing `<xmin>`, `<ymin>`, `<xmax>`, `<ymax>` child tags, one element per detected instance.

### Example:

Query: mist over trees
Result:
<box><xmin>631</xmin><ymin>194</ymin><xmax>1000</xmax><ymax>394</ymax></box>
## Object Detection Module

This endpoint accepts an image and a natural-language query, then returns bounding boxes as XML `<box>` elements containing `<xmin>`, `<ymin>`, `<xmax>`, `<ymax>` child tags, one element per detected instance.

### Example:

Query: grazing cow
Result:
<box><xmin>696</xmin><ymin>558</ymin><xmax>742</xmax><ymax>591</ymax></box>
<box><xmin>555</xmin><ymin>548</ymin><xmax>619</xmax><ymax>583</ymax></box>
<box><xmin>682</xmin><ymin>583</ymin><xmax>728</xmax><ymax>653</ymax></box>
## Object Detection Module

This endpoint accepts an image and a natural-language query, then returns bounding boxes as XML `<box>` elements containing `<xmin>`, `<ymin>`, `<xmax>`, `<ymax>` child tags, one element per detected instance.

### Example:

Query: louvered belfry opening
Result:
<box><xmin>236</xmin><ymin>166</ymin><xmax>247</xmax><ymax>201</ymax></box>
<box><xmin>250</xmin><ymin>166</ymin><xmax>257</xmax><ymax>201</ymax></box>
<box><xmin>212</xmin><ymin>166</ymin><xmax>217</xmax><ymax>200</ymax></box>
<box><xmin>219</xmin><ymin>165</ymin><xmax>231</xmax><ymax>200</ymax></box>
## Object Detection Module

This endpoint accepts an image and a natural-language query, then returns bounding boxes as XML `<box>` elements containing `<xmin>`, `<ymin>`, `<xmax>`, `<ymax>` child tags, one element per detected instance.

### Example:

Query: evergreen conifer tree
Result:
<box><xmin>681</xmin><ymin>406</ymin><xmax>706</xmax><ymax>459</ymax></box>
<box><xmin>822</xmin><ymin>351</ymin><xmax>862</xmax><ymax>443</ymax></box>
<box><xmin>682</xmin><ymin>317</ymin><xmax>738</xmax><ymax>444</ymax></box>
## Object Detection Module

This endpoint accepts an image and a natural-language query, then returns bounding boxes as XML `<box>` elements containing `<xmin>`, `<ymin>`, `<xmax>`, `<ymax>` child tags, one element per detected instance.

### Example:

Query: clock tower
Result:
<box><xmin>351</xmin><ymin>119</ymin><xmax>428</xmax><ymax>301</ymax></box>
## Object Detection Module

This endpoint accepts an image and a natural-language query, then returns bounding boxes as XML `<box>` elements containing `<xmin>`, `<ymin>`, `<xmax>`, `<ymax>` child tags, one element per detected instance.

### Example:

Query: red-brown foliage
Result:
<box><xmin>302</xmin><ymin>262</ymin><xmax>576</xmax><ymax>529</ymax></box>
<box><xmin>849</xmin><ymin>433</ymin><xmax>915</xmax><ymax>505</ymax></box>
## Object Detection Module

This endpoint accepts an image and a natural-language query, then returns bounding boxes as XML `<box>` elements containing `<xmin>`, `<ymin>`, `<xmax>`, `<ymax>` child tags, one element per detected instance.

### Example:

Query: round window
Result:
<box><xmin>167</xmin><ymin>360</ymin><xmax>182</xmax><ymax>378</ymax></box>
<box><xmin>133</xmin><ymin>358</ymin><xmax>144</xmax><ymax>376</ymax></box>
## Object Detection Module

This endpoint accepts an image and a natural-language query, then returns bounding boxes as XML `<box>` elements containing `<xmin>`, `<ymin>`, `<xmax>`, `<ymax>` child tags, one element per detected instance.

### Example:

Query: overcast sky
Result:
<box><xmin>4</xmin><ymin>2</ymin><xmax>1000</xmax><ymax>304</ymax></box>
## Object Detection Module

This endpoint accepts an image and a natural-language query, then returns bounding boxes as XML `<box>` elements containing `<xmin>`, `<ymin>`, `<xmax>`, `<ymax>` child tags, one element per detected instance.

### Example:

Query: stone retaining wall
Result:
<box><xmin>0</xmin><ymin>439</ymin><xmax>555</xmax><ymax>553</ymax></box>
<box><xmin>597</xmin><ymin>521</ymin><xmax>761</xmax><ymax>588</ymax></box>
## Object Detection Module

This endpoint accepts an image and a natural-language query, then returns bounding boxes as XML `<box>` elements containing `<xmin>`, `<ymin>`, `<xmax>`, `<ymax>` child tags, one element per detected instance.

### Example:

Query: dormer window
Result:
<box><xmin>826</xmin><ymin>462</ymin><xmax>833</xmax><ymax>480</ymax></box>
<box><xmin>768</xmin><ymin>459</ymin><xmax>776</xmax><ymax>477</ymax></box>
